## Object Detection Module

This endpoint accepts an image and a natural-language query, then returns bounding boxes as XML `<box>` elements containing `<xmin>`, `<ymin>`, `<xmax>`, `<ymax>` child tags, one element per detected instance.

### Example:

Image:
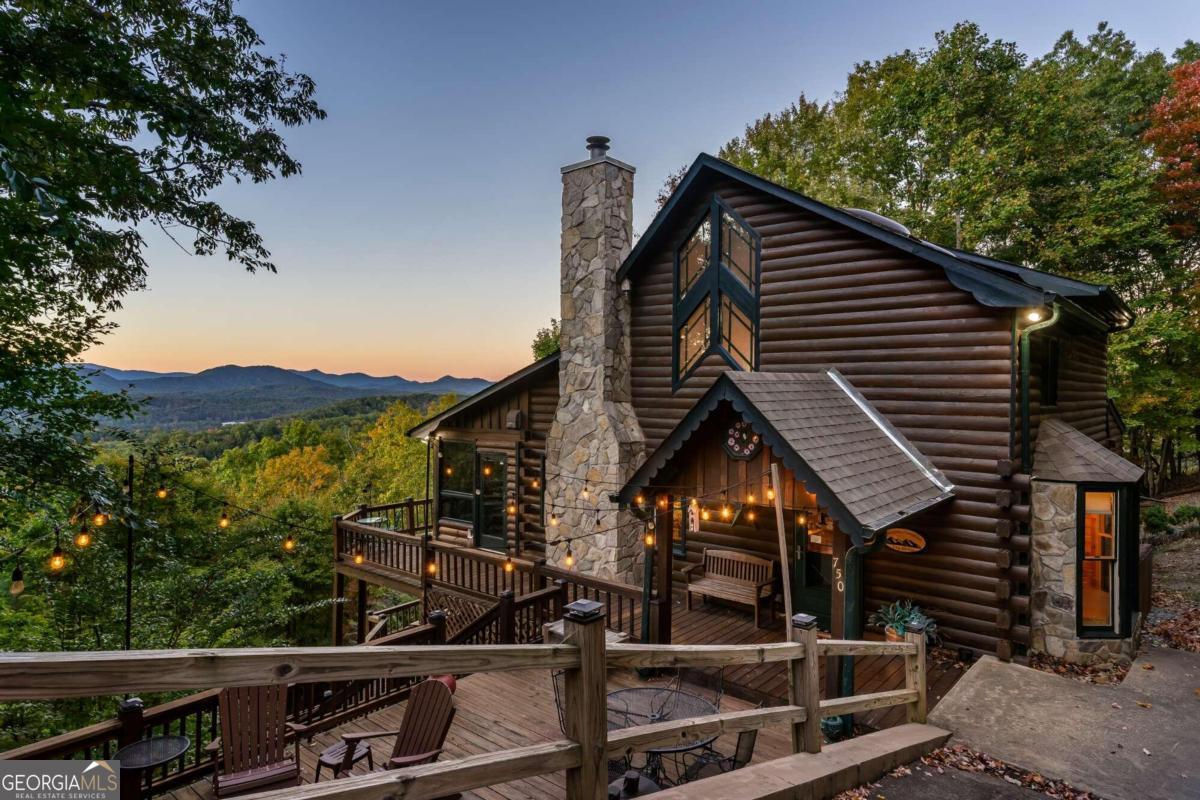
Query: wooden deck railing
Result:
<box><xmin>336</xmin><ymin>501</ymin><xmax>649</xmax><ymax>642</ymax></box>
<box><xmin>0</xmin><ymin>610</ymin><xmax>927</xmax><ymax>800</ymax></box>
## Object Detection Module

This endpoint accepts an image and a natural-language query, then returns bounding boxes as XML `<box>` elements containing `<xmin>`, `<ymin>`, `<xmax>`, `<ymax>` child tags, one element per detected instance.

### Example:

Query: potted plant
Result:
<box><xmin>868</xmin><ymin>599</ymin><xmax>938</xmax><ymax>644</ymax></box>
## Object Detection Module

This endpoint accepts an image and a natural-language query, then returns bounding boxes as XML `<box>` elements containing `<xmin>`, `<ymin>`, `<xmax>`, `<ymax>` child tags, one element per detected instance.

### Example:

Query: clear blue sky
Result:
<box><xmin>92</xmin><ymin>0</ymin><xmax>1200</xmax><ymax>380</ymax></box>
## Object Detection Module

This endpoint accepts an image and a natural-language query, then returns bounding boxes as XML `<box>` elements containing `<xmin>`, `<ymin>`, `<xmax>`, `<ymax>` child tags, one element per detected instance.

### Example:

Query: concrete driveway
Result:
<box><xmin>929</xmin><ymin>647</ymin><xmax>1200</xmax><ymax>800</ymax></box>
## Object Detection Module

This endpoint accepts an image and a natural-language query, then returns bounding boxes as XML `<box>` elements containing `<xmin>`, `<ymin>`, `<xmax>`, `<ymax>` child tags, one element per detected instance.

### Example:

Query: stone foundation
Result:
<box><xmin>1030</xmin><ymin>480</ymin><xmax>1137</xmax><ymax>664</ymax></box>
<box><xmin>545</xmin><ymin>141</ymin><xmax>646</xmax><ymax>583</ymax></box>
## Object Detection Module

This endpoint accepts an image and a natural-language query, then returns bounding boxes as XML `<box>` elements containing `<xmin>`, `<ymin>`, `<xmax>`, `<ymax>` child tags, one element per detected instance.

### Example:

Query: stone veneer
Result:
<box><xmin>544</xmin><ymin>144</ymin><xmax>646</xmax><ymax>582</ymax></box>
<box><xmin>1030</xmin><ymin>480</ymin><xmax>1137</xmax><ymax>664</ymax></box>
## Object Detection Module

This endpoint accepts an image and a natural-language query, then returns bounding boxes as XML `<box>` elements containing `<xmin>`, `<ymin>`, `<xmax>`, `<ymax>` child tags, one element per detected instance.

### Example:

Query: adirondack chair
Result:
<box><xmin>205</xmin><ymin>685</ymin><xmax>301</xmax><ymax>797</ymax></box>
<box><xmin>314</xmin><ymin>678</ymin><xmax>457</xmax><ymax>780</ymax></box>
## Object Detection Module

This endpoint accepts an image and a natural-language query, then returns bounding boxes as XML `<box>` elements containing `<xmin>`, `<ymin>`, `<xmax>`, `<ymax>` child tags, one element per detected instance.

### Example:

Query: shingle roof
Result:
<box><xmin>618</xmin><ymin>370</ymin><xmax>954</xmax><ymax>545</ymax></box>
<box><xmin>1033</xmin><ymin>417</ymin><xmax>1144</xmax><ymax>484</ymax></box>
<box><xmin>407</xmin><ymin>352</ymin><xmax>558</xmax><ymax>439</ymax></box>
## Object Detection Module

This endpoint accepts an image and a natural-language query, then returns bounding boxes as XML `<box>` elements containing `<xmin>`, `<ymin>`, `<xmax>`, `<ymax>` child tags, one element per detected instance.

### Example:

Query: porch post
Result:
<box><xmin>355</xmin><ymin>579</ymin><xmax>369</xmax><ymax>645</ymax></box>
<box><xmin>332</xmin><ymin>572</ymin><xmax>346</xmax><ymax>647</ymax></box>
<box><xmin>562</xmin><ymin>600</ymin><xmax>608</xmax><ymax>800</ymax></box>
<box><xmin>653</xmin><ymin>494</ymin><xmax>673</xmax><ymax>643</ymax></box>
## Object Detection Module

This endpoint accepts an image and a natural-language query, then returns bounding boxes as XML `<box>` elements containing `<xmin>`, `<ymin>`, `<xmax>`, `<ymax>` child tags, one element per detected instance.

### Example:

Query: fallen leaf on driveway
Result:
<box><xmin>1141</xmin><ymin>663</ymin><xmax>1155</xmax><ymax>670</ymax></box>
<box><xmin>1137</xmin><ymin>701</ymin><xmax>1153</xmax><ymax>708</ymax></box>
<box><xmin>1144</xmin><ymin>748</ymin><xmax>1152</xmax><ymax>756</ymax></box>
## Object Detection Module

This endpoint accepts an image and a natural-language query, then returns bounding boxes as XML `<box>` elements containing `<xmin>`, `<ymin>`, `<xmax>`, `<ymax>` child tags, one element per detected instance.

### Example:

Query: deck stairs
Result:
<box><xmin>651</xmin><ymin>723</ymin><xmax>951</xmax><ymax>800</ymax></box>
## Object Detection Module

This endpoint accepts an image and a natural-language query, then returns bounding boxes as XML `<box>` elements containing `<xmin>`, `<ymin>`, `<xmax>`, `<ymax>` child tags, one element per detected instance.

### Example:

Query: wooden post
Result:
<box><xmin>770</xmin><ymin>464</ymin><xmax>793</xmax><ymax>629</ymax></box>
<box><xmin>332</xmin><ymin>572</ymin><xmax>346</xmax><ymax>647</ymax></box>
<box><xmin>789</xmin><ymin>614</ymin><xmax>822</xmax><ymax>754</ymax></box>
<box><xmin>428</xmin><ymin>609</ymin><xmax>447</xmax><ymax>645</ymax></box>
<box><xmin>654</xmin><ymin>495</ymin><xmax>674</xmax><ymax>644</ymax></box>
<box><xmin>420</xmin><ymin>533</ymin><xmax>432</xmax><ymax>619</ymax></box>
<box><xmin>904</xmin><ymin>627</ymin><xmax>928</xmax><ymax>723</ymax></box>
<box><xmin>499</xmin><ymin>590</ymin><xmax>516</xmax><ymax>644</ymax></box>
<box><xmin>117</xmin><ymin>697</ymin><xmax>145</xmax><ymax>799</ymax></box>
<box><xmin>356</xmin><ymin>579</ymin><xmax>369</xmax><ymax>645</ymax></box>
<box><xmin>562</xmin><ymin>601</ymin><xmax>608</xmax><ymax>800</ymax></box>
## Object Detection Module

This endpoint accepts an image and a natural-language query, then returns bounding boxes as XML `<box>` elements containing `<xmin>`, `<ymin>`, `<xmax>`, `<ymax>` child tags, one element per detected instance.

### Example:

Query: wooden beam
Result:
<box><xmin>562</xmin><ymin>611</ymin><xmax>607</xmax><ymax>800</ymax></box>
<box><xmin>790</xmin><ymin>621</ymin><xmax>821</xmax><ymax>754</ymax></box>
<box><xmin>0</xmin><ymin>645</ymin><xmax>579</xmax><ymax>700</ymax></box>
<box><xmin>606</xmin><ymin>641</ymin><xmax>804</xmax><ymax>669</ymax></box>
<box><xmin>816</xmin><ymin>640</ymin><xmax>916</xmax><ymax>657</ymax></box>
<box><xmin>769</xmin><ymin>463</ymin><xmax>793</xmax><ymax>630</ymax></box>
<box><xmin>242</xmin><ymin>740</ymin><xmax>580</xmax><ymax>800</ymax></box>
<box><xmin>607</xmin><ymin>705</ymin><xmax>807</xmax><ymax>757</ymax></box>
<box><xmin>819</xmin><ymin>688</ymin><xmax>918</xmax><ymax>718</ymax></box>
<box><xmin>334</xmin><ymin>562</ymin><xmax>422</xmax><ymax>595</ymax></box>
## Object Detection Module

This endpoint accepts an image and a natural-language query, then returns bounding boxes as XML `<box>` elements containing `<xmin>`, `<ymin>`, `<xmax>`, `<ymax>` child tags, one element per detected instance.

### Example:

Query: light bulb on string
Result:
<box><xmin>550</xmin><ymin>510</ymin><xmax>559</xmax><ymax>527</ymax></box>
<box><xmin>766</xmin><ymin>487</ymin><xmax>775</xmax><ymax>502</ymax></box>
<box><xmin>634</xmin><ymin>494</ymin><xmax>644</xmax><ymax>508</ymax></box>
<box><xmin>580</xmin><ymin>484</ymin><xmax>590</xmax><ymax>501</ymax></box>
<box><xmin>218</xmin><ymin>506</ymin><xmax>230</xmax><ymax>529</ymax></box>
<box><xmin>747</xmin><ymin>491</ymin><xmax>756</xmax><ymax>504</ymax></box>
<box><xmin>482</xmin><ymin>463</ymin><xmax>493</xmax><ymax>477</ymax></box>
<box><xmin>9</xmin><ymin>563</ymin><xmax>24</xmax><ymax>597</ymax></box>
<box><xmin>426</xmin><ymin>558</ymin><xmax>438</xmax><ymax>576</ymax></box>
<box><xmin>657</xmin><ymin>496</ymin><xmax>668</xmax><ymax>510</ymax></box>
<box><xmin>503</xmin><ymin>555</ymin><xmax>515</xmax><ymax>574</ymax></box>
<box><xmin>353</xmin><ymin>547</ymin><xmax>365</xmax><ymax>565</ymax></box>
<box><xmin>720</xmin><ymin>504</ymin><xmax>732</xmax><ymax>521</ymax></box>
<box><xmin>701</xmin><ymin>508</ymin><xmax>711</xmax><ymax>521</ymax></box>
<box><xmin>444</xmin><ymin>465</ymin><xmax>453</xmax><ymax>477</ymax></box>
<box><xmin>531</xmin><ymin>478</ymin><xmax>540</xmax><ymax>490</ymax></box>
<box><xmin>74</xmin><ymin>525</ymin><xmax>91</xmax><ymax>548</ymax></box>
<box><xmin>747</xmin><ymin>509</ymin><xmax>757</xmax><ymax>523</ymax></box>
<box><xmin>594</xmin><ymin>512</ymin><xmax>602</xmax><ymax>531</ymax></box>
<box><xmin>564</xmin><ymin>545</ymin><xmax>575</xmax><ymax>569</ymax></box>
<box><xmin>49</xmin><ymin>546</ymin><xmax>65</xmax><ymax>572</ymax></box>
<box><xmin>156</xmin><ymin>484</ymin><xmax>168</xmax><ymax>500</ymax></box>
<box><xmin>644</xmin><ymin>527</ymin><xmax>656</xmax><ymax>547</ymax></box>
<box><xmin>282</xmin><ymin>533</ymin><xmax>296</xmax><ymax>552</ymax></box>
<box><xmin>92</xmin><ymin>510</ymin><xmax>108</xmax><ymax>528</ymax></box>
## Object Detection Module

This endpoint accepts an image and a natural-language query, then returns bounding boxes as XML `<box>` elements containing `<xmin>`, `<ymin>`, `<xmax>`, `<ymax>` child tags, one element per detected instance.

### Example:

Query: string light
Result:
<box><xmin>503</xmin><ymin>555</ymin><xmax>515</xmax><ymax>574</ymax></box>
<box><xmin>594</xmin><ymin>512</ymin><xmax>602</xmax><ymax>531</ymax></box>
<box><xmin>74</xmin><ymin>525</ymin><xmax>91</xmax><ymax>548</ymax></box>
<box><xmin>644</xmin><ymin>529</ymin><xmax>656</xmax><ymax>547</ymax></box>
<box><xmin>282</xmin><ymin>533</ymin><xmax>296</xmax><ymax>552</ymax></box>
<box><xmin>218</xmin><ymin>506</ymin><xmax>230</xmax><ymax>529</ymax></box>
<box><xmin>92</xmin><ymin>511</ymin><xmax>108</xmax><ymax>528</ymax></box>
<box><xmin>550</xmin><ymin>511</ymin><xmax>559</xmax><ymax>527</ymax></box>
<box><xmin>426</xmin><ymin>558</ymin><xmax>438</xmax><ymax>576</ymax></box>
<box><xmin>747</xmin><ymin>491</ymin><xmax>756</xmax><ymax>504</ymax></box>
<box><xmin>564</xmin><ymin>546</ymin><xmax>575</xmax><ymax>569</ymax></box>
<box><xmin>634</xmin><ymin>494</ymin><xmax>644</xmax><ymax>507</ymax></box>
<box><xmin>9</xmin><ymin>563</ymin><xmax>23</xmax><ymax>597</ymax></box>
<box><xmin>797</xmin><ymin>512</ymin><xmax>808</xmax><ymax>527</ymax></box>
<box><xmin>482</xmin><ymin>463</ymin><xmax>493</xmax><ymax>477</ymax></box>
<box><xmin>701</xmin><ymin>508</ymin><xmax>711</xmax><ymax>521</ymax></box>
<box><xmin>747</xmin><ymin>509</ymin><xmax>757</xmax><ymax>522</ymax></box>
<box><xmin>657</xmin><ymin>496</ymin><xmax>668</xmax><ymax>510</ymax></box>
<box><xmin>444</xmin><ymin>465</ymin><xmax>453</xmax><ymax>476</ymax></box>
<box><xmin>353</xmin><ymin>547</ymin><xmax>365</xmax><ymax>565</ymax></box>
<box><xmin>720</xmin><ymin>504</ymin><xmax>732</xmax><ymax>521</ymax></box>
<box><xmin>766</xmin><ymin>487</ymin><xmax>775</xmax><ymax>502</ymax></box>
<box><xmin>49</xmin><ymin>546</ymin><xmax>65</xmax><ymax>572</ymax></box>
<box><xmin>580</xmin><ymin>484</ymin><xmax>590</xmax><ymax>501</ymax></box>
<box><xmin>156</xmin><ymin>484</ymin><xmax>168</xmax><ymax>500</ymax></box>
<box><xmin>531</xmin><ymin>478</ymin><xmax>540</xmax><ymax>490</ymax></box>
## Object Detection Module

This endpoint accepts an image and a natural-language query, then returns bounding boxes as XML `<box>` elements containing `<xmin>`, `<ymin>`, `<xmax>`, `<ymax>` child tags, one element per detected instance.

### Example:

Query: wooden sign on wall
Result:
<box><xmin>884</xmin><ymin>528</ymin><xmax>926</xmax><ymax>554</ymax></box>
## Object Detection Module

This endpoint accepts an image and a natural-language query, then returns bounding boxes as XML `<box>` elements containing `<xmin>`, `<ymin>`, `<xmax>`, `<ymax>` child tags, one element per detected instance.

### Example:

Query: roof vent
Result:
<box><xmin>842</xmin><ymin>208</ymin><xmax>911</xmax><ymax>237</ymax></box>
<box><xmin>586</xmin><ymin>135</ymin><xmax>611</xmax><ymax>159</ymax></box>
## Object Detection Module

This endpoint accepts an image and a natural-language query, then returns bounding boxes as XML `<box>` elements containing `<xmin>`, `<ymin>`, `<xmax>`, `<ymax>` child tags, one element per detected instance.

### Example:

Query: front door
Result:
<box><xmin>475</xmin><ymin>451</ymin><xmax>508</xmax><ymax>552</ymax></box>
<box><xmin>793</xmin><ymin>518</ymin><xmax>833</xmax><ymax>630</ymax></box>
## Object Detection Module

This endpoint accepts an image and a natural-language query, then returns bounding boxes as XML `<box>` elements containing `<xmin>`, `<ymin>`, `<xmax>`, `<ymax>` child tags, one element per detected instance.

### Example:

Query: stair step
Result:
<box><xmin>649</xmin><ymin>723</ymin><xmax>950</xmax><ymax>800</ymax></box>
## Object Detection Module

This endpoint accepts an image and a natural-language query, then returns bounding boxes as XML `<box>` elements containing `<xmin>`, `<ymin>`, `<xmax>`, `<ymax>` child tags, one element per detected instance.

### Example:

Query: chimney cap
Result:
<box><xmin>587</xmin><ymin>135</ymin><xmax>611</xmax><ymax>158</ymax></box>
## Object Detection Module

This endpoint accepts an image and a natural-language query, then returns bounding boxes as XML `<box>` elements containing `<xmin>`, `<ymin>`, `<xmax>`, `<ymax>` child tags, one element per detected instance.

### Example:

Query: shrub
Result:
<box><xmin>1143</xmin><ymin>504</ymin><xmax>1171</xmax><ymax>534</ymax></box>
<box><xmin>1170</xmin><ymin>504</ymin><xmax>1200</xmax><ymax>526</ymax></box>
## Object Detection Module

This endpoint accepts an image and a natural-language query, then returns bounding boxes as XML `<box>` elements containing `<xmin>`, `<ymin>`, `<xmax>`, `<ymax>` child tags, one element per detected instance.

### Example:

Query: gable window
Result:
<box><xmin>1040</xmin><ymin>338</ymin><xmax>1060</xmax><ymax>407</ymax></box>
<box><xmin>673</xmin><ymin>198</ymin><xmax>760</xmax><ymax>386</ymax></box>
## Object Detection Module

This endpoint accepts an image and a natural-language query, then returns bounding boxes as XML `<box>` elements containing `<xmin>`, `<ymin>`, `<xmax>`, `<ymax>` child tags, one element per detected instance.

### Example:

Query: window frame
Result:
<box><xmin>1074</xmin><ymin>483</ymin><xmax>1135</xmax><ymax>639</ymax></box>
<box><xmin>671</xmin><ymin>196</ymin><xmax>761</xmax><ymax>389</ymax></box>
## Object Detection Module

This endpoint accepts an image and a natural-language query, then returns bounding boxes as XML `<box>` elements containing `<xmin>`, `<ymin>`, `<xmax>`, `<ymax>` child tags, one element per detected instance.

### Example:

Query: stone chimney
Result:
<box><xmin>545</xmin><ymin>136</ymin><xmax>646</xmax><ymax>582</ymax></box>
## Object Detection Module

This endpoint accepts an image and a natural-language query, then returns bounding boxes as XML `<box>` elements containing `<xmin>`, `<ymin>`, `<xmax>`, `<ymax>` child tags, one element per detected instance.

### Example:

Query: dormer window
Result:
<box><xmin>673</xmin><ymin>198</ymin><xmax>760</xmax><ymax>386</ymax></box>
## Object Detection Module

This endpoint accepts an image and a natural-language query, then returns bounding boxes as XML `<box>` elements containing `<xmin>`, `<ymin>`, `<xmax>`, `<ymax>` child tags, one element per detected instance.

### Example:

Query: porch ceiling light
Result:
<box><xmin>1026</xmin><ymin>308</ymin><xmax>1044</xmax><ymax>322</ymax></box>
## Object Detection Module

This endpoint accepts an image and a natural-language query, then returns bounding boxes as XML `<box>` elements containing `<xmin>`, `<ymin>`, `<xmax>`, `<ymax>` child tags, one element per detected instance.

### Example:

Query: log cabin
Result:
<box><xmin>406</xmin><ymin>136</ymin><xmax>1145</xmax><ymax>667</ymax></box>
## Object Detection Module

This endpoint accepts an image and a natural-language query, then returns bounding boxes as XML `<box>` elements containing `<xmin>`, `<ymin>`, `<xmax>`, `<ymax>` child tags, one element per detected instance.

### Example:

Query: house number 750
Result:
<box><xmin>833</xmin><ymin>556</ymin><xmax>845</xmax><ymax>594</ymax></box>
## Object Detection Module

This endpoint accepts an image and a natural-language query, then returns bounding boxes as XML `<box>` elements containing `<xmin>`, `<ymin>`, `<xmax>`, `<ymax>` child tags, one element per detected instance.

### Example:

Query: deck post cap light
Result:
<box><xmin>791</xmin><ymin>613</ymin><xmax>819</xmax><ymax>630</ymax></box>
<box><xmin>564</xmin><ymin>598</ymin><xmax>605</xmax><ymax>622</ymax></box>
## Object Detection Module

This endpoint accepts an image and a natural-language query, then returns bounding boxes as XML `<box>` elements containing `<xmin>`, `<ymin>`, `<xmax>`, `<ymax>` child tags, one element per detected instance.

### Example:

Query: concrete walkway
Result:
<box><xmin>929</xmin><ymin>647</ymin><xmax>1200</xmax><ymax>800</ymax></box>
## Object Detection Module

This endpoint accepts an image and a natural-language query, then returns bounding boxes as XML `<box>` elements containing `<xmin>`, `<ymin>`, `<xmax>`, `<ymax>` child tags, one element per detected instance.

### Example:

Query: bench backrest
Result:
<box><xmin>703</xmin><ymin>549</ymin><xmax>774</xmax><ymax>584</ymax></box>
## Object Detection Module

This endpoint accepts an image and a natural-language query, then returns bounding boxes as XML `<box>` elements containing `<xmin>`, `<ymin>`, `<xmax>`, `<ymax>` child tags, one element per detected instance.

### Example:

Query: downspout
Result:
<box><xmin>827</xmin><ymin>532</ymin><xmax>887</xmax><ymax>739</ymax></box>
<box><xmin>1019</xmin><ymin>304</ymin><xmax>1061</xmax><ymax>472</ymax></box>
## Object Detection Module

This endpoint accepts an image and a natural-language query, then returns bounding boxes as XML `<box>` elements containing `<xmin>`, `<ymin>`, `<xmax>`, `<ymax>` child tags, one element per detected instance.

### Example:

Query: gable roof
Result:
<box><xmin>1033</xmin><ymin>417</ymin><xmax>1144</xmax><ymax>484</ymax></box>
<box><xmin>617</xmin><ymin>370</ymin><xmax>954</xmax><ymax>546</ymax></box>
<box><xmin>407</xmin><ymin>351</ymin><xmax>559</xmax><ymax>439</ymax></box>
<box><xmin>620</xmin><ymin>154</ymin><xmax>1128</xmax><ymax>330</ymax></box>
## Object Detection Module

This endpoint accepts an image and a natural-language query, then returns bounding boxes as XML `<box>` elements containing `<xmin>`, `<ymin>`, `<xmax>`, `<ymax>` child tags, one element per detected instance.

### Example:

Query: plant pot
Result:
<box><xmin>884</xmin><ymin>625</ymin><xmax>904</xmax><ymax>642</ymax></box>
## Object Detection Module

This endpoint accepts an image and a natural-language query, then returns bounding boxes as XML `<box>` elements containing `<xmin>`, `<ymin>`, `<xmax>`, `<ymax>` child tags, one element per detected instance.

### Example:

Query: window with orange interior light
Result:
<box><xmin>1081</xmin><ymin>490</ymin><xmax>1118</xmax><ymax>630</ymax></box>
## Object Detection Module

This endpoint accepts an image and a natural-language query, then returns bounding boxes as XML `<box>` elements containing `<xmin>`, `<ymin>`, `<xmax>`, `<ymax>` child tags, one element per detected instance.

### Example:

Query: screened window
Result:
<box><xmin>673</xmin><ymin>198</ymin><xmax>759</xmax><ymax>386</ymax></box>
<box><xmin>1081</xmin><ymin>490</ymin><xmax>1118</xmax><ymax>630</ymax></box>
<box><xmin>439</xmin><ymin>440</ymin><xmax>475</xmax><ymax>523</ymax></box>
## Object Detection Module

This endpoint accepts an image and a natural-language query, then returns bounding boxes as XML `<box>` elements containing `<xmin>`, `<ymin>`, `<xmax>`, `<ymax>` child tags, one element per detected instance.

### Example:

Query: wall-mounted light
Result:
<box><xmin>1026</xmin><ymin>309</ymin><xmax>1044</xmax><ymax>323</ymax></box>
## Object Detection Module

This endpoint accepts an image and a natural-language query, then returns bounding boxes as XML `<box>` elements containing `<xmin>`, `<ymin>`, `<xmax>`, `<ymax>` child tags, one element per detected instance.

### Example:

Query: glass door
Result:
<box><xmin>475</xmin><ymin>452</ymin><xmax>508</xmax><ymax>552</ymax></box>
<box><xmin>793</xmin><ymin>513</ymin><xmax>833</xmax><ymax>630</ymax></box>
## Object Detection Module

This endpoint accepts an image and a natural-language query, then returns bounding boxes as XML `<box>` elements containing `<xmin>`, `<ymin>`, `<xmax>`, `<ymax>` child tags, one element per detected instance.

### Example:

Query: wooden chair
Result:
<box><xmin>682</xmin><ymin>549</ymin><xmax>776</xmax><ymax>627</ymax></box>
<box><xmin>205</xmin><ymin>685</ymin><xmax>301</xmax><ymax>797</ymax></box>
<box><xmin>315</xmin><ymin>678</ymin><xmax>456</xmax><ymax>780</ymax></box>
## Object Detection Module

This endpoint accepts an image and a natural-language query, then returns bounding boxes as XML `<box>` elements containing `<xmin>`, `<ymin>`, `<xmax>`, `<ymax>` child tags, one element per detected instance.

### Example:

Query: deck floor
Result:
<box><xmin>164</xmin><ymin>600</ymin><xmax>965</xmax><ymax>800</ymax></box>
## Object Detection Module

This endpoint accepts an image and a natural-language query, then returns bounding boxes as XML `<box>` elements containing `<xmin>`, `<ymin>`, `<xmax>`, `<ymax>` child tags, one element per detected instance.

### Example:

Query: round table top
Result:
<box><xmin>606</xmin><ymin>687</ymin><xmax>719</xmax><ymax>754</ymax></box>
<box><xmin>114</xmin><ymin>735</ymin><xmax>191</xmax><ymax>770</ymax></box>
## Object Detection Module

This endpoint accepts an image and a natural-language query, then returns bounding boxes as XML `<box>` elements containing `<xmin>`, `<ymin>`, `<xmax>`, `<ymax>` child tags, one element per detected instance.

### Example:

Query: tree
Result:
<box><xmin>1145</xmin><ymin>60</ymin><xmax>1200</xmax><ymax>239</ymax></box>
<box><xmin>531</xmin><ymin>318</ymin><xmax>560</xmax><ymax>359</ymax></box>
<box><xmin>0</xmin><ymin>0</ymin><xmax>325</xmax><ymax>504</ymax></box>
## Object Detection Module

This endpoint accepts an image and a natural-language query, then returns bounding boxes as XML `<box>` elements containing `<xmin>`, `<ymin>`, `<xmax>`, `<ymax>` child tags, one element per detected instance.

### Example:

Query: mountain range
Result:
<box><xmin>80</xmin><ymin>363</ymin><xmax>490</xmax><ymax>430</ymax></box>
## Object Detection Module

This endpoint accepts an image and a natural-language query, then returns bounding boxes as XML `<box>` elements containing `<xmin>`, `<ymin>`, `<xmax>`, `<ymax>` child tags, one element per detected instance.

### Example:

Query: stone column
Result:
<box><xmin>545</xmin><ymin>138</ymin><xmax>646</xmax><ymax>583</ymax></box>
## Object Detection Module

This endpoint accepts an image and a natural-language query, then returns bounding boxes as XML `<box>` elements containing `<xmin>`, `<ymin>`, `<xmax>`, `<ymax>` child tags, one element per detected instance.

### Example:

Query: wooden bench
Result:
<box><xmin>682</xmin><ymin>549</ymin><xmax>776</xmax><ymax>628</ymax></box>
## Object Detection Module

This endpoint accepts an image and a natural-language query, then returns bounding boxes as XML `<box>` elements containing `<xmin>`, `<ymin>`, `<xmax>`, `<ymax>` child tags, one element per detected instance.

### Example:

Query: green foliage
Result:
<box><xmin>868</xmin><ymin>599</ymin><xmax>939</xmax><ymax>644</ymax></box>
<box><xmin>717</xmin><ymin>22</ymin><xmax>1200</xmax><ymax>492</ymax></box>
<box><xmin>1143</xmin><ymin>504</ymin><xmax>1172</xmax><ymax>534</ymax></box>
<box><xmin>1171</xmin><ymin>504</ymin><xmax>1200</xmax><ymax>526</ymax></box>
<box><xmin>531</xmin><ymin>318</ymin><xmax>561</xmax><ymax>360</ymax></box>
<box><xmin>0</xmin><ymin>0</ymin><xmax>323</xmax><ymax>505</ymax></box>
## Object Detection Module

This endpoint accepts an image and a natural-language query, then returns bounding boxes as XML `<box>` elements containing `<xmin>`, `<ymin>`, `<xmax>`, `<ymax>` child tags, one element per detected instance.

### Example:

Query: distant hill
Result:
<box><xmin>79</xmin><ymin>363</ymin><xmax>490</xmax><ymax>430</ymax></box>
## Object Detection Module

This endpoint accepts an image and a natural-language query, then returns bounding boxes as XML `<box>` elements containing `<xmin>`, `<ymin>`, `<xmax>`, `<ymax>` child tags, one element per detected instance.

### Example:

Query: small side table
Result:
<box><xmin>115</xmin><ymin>735</ymin><xmax>191</xmax><ymax>800</ymax></box>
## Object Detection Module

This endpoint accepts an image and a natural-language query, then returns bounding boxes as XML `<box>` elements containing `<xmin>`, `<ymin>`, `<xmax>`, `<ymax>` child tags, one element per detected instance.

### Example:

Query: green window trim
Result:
<box><xmin>437</xmin><ymin>439</ymin><xmax>476</xmax><ymax>524</ymax></box>
<box><xmin>672</xmin><ymin>197</ymin><xmax>761</xmax><ymax>389</ymax></box>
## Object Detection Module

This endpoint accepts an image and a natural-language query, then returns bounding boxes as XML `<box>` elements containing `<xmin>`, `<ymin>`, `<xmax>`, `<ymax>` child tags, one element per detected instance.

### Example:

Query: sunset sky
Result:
<box><xmin>90</xmin><ymin>0</ymin><xmax>1199</xmax><ymax>382</ymax></box>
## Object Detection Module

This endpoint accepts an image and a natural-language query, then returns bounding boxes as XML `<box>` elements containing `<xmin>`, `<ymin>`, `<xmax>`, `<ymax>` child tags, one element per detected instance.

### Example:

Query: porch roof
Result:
<box><xmin>1033</xmin><ymin>417</ymin><xmax>1144</xmax><ymax>484</ymax></box>
<box><xmin>617</xmin><ymin>370</ymin><xmax>954</xmax><ymax>545</ymax></box>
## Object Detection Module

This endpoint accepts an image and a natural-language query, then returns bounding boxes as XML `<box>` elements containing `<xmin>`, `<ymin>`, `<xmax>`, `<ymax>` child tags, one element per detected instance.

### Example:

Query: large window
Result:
<box><xmin>1080</xmin><ymin>489</ymin><xmax>1120</xmax><ymax>633</ymax></box>
<box><xmin>673</xmin><ymin>198</ymin><xmax>760</xmax><ymax>386</ymax></box>
<box><xmin>439</xmin><ymin>440</ymin><xmax>475</xmax><ymax>523</ymax></box>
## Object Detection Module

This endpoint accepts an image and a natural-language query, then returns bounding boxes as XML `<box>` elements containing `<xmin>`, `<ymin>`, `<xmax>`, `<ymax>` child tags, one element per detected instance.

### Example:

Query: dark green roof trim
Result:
<box><xmin>616</xmin><ymin>371</ymin><xmax>953</xmax><ymax>547</ymax></box>
<box><xmin>407</xmin><ymin>351</ymin><xmax>559</xmax><ymax>439</ymax></box>
<box><xmin>620</xmin><ymin>154</ymin><xmax>1051</xmax><ymax>310</ymax></box>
